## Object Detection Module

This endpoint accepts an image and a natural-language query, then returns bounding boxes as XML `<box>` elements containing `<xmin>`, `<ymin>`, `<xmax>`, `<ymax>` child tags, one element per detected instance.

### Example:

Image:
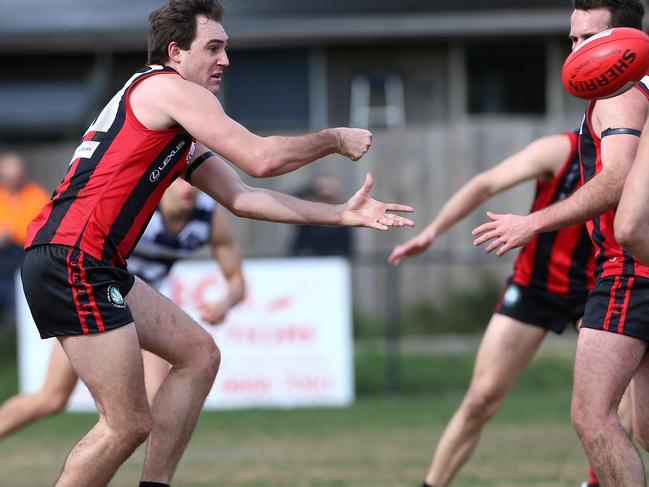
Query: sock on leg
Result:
<box><xmin>139</xmin><ymin>482</ymin><xmax>170</xmax><ymax>487</ymax></box>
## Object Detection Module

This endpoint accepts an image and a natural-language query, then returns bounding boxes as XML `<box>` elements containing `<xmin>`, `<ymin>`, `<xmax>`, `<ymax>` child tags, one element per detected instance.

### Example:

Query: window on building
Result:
<box><xmin>0</xmin><ymin>54</ymin><xmax>99</xmax><ymax>138</ymax></box>
<box><xmin>327</xmin><ymin>44</ymin><xmax>448</xmax><ymax>127</ymax></box>
<box><xmin>223</xmin><ymin>49</ymin><xmax>310</xmax><ymax>131</ymax></box>
<box><xmin>466</xmin><ymin>40</ymin><xmax>546</xmax><ymax>115</ymax></box>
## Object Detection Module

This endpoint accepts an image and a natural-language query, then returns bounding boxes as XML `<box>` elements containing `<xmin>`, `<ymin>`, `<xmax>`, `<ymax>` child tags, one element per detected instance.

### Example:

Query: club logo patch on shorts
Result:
<box><xmin>502</xmin><ymin>284</ymin><xmax>522</xmax><ymax>308</ymax></box>
<box><xmin>107</xmin><ymin>285</ymin><xmax>126</xmax><ymax>308</ymax></box>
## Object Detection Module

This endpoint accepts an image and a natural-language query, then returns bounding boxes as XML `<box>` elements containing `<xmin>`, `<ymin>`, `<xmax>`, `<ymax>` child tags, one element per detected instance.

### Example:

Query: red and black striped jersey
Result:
<box><xmin>578</xmin><ymin>77</ymin><xmax>649</xmax><ymax>279</ymax></box>
<box><xmin>512</xmin><ymin>130</ymin><xmax>595</xmax><ymax>294</ymax></box>
<box><xmin>26</xmin><ymin>66</ymin><xmax>198</xmax><ymax>268</ymax></box>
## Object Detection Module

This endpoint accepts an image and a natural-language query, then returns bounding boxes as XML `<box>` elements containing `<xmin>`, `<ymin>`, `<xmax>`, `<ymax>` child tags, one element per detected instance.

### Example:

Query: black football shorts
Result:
<box><xmin>581</xmin><ymin>275</ymin><xmax>649</xmax><ymax>341</ymax></box>
<box><xmin>494</xmin><ymin>277</ymin><xmax>589</xmax><ymax>334</ymax></box>
<box><xmin>21</xmin><ymin>244</ymin><xmax>135</xmax><ymax>339</ymax></box>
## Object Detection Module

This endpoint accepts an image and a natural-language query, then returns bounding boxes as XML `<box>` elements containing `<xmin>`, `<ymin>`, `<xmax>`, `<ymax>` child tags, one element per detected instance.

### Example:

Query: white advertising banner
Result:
<box><xmin>17</xmin><ymin>257</ymin><xmax>354</xmax><ymax>411</ymax></box>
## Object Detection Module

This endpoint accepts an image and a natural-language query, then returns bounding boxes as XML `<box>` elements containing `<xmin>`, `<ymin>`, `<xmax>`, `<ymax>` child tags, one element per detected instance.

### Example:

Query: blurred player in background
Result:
<box><xmin>19</xmin><ymin>0</ymin><xmax>413</xmax><ymax>485</ymax></box>
<box><xmin>129</xmin><ymin>178</ymin><xmax>245</xmax><ymax>402</ymax></box>
<box><xmin>472</xmin><ymin>2</ymin><xmax>649</xmax><ymax>485</ymax></box>
<box><xmin>0</xmin><ymin>178</ymin><xmax>245</xmax><ymax>437</ymax></box>
<box><xmin>389</xmin><ymin>130</ymin><xmax>596</xmax><ymax>487</ymax></box>
<box><xmin>289</xmin><ymin>175</ymin><xmax>353</xmax><ymax>257</ymax></box>
<box><xmin>0</xmin><ymin>151</ymin><xmax>48</xmax><ymax>327</ymax></box>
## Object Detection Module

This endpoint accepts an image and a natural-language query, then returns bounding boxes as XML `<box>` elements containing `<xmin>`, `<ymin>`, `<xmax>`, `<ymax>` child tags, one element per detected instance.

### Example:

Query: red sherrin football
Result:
<box><xmin>561</xmin><ymin>27</ymin><xmax>649</xmax><ymax>100</ymax></box>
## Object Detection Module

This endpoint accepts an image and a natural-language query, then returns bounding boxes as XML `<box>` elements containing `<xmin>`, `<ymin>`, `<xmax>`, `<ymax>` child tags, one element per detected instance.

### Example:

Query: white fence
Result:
<box><xmin>17</xmin><ymin>258</ymin><xmax>354</xmax><ymax>411</ymax></box>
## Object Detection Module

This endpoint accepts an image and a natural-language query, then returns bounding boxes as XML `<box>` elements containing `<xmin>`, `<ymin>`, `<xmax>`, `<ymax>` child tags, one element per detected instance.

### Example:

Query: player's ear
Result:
<box><xmin>168</xmin><ymin>42</ymin><xmax>183</xmax><ymax>63</ymax></box>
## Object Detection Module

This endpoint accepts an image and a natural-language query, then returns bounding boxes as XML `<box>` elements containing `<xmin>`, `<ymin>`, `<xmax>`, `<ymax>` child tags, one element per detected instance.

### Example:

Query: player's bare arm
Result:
<box><xmin>186</xmin><ymin>148</ymin><xmax>414</xmax><ymax>231</ymax></box>
<box><xmin>388</xmin><ymin>133</ymin><xmax>572</xmax><ymax>265</ymax></box>
<box><xmin>615</xmin><ymin>115</ymin><xmax>649</xmax><ymax>265</ymax></box>
<box><xmin>201</xmin><ymin>209</ymin><xmax>245</xmax><ymax>325</ymax></box>
<box><xmin>130</xmin><ymin>74</ymin><xmax>371</xmax><ymax>178</ymax></box>
<box><xmin>473</xmin><ymin>89</ymin><xmax>647</xmax><ymax>256</ymax></box>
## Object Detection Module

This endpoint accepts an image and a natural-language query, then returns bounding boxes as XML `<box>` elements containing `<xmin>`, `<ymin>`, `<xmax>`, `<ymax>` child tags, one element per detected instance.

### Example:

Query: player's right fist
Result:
<box><xmin>335</xmin><ymin>128</ymin><xmax>373</xmax><ymax>161</ymax></box>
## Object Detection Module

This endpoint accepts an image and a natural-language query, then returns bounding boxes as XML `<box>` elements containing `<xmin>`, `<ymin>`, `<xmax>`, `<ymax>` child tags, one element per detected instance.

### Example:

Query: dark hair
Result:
<box><xmin>573</xmin><ymin>0</ymin><xmax>645</xmax><ymax>29</ymax></box>
<box><xmin>148</xmin><ymin>0</ymin><xmax>225</xmax><ymax>65</ymax></box>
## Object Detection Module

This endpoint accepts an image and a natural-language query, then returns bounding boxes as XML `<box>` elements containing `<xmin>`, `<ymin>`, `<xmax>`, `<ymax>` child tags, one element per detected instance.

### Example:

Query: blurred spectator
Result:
<box><xmin>289</xmin><ymin>175</ymin><xmax>353</xmax><ymax>257</ymax></box>
<box><xmin>0</xmin><ymin>150</ymin><xmax>49</xmax><ymax>325</ymax></box>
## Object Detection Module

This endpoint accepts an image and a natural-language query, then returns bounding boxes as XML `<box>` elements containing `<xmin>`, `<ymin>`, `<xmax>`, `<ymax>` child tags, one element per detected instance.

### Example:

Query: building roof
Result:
<box><xmin>224</xmin><ymin>0</ymin><xmax>570</xmax><ymax>15</ymax></box>
<box><xmin>1</xmin><ymin>0</ymin><xmax>573</xmax><ymax>50</ymax></box>
<box><xmin>2</xmin><ymin>0</ymin><xmax>164</xmax><ymax>35</ymax></box>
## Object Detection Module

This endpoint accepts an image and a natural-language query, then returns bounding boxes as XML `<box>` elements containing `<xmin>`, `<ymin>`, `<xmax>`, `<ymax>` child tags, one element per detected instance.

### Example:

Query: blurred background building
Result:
<box><xmin>0</xmin><ymin>0</ymin><xmax>590</xmax><ymax>314</ymax></box>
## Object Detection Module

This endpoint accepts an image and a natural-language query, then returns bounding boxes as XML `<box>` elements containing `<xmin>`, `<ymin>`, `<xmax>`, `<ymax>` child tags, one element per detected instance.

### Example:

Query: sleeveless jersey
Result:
<box><xmin>25</xmin><ymin>66</ymin><xmax>198</xmax><ymax>268</ymax></box>
<box><xmin>579</xmin><ymin>77</ymin><xmax>649</xmax><ymax>279</ymax></box>
<box><xmin>127</xmin><ymin>193</ymin><xmax>216</xmax><ymax>288</ymax></box>
<box><xmin>512</xmin><ymin>130</ymin><xmax>595</xmax><ymax>294</ymax></box>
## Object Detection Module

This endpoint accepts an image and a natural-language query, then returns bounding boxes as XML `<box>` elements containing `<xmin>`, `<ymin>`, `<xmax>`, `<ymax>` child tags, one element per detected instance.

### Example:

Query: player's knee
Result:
<box><xmin>133</xmin><ymin>413</ymin><xmax>153</xmax><ymax>444</ymax></box>
<box><xmin>571</xmin><ymin>408</ymin><xmax>587</xmax><ymax>441</ymax></box>
<box><xmin>185</xmin><ymin>333</ymin><xmax>220</xmax><ymax>379</ymax></box>
<box><xmin>462</xmin><ymin>386</ymin><xmax>505</xmax><ymax>421</ymax></box>
<box><xmin>118</xmin><ymin>409</ymin><xmax>153</xmax><ymax>448</ymax></box>
<box><xmin>199</xmin><ymin>339</ymin><xmax>220</xmax><ymax>380</ymax></box>
<box><xmin>42</xmin><ymin>393</ymin><xmax>70</xmax><ymax>416</ymax></box>
<box><xmin>571</xmin><ymin>400</ymin><xmax>599</xmax><ymax>443</ymax></box>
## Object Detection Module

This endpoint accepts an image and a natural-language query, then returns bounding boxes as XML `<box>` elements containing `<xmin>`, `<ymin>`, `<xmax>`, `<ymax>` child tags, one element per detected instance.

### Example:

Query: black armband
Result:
<box><xmin>601</xmin><ymin>128</ymin><xmax>642</xmax><ymax>138</ymax></box>
<box><xmin>186</xmin><ymin>151</ymin><xmax>216</xmax><ymax>184</ymax></box>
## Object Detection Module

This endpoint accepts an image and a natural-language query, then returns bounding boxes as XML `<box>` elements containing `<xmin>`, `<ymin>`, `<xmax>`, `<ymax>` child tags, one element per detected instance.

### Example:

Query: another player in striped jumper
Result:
<box><xmin>131</xmin><ymin>178</ymin><xmax>245</xmax><ymax>401</ymax></box>
<box><xmin>0</xmin><ymin>177</ymin><xmax>245</xmax><ymax>436</ymax></box>
<box><xmin>473</xmin><ymin>3</ymin><xmax>649</xmax><ymax>485</ymax></box>
<box><xmin>390</xmin><ymin>130</ymin><xmax>595</xmax><ymax>487</ymax></box>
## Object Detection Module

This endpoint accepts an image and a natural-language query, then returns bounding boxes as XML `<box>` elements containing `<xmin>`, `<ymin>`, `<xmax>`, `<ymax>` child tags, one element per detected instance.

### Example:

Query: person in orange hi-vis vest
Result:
<box><xmin>0</xmin><ymin>150</ymin><xmax>48</xmax><ymax>325</ymax></box>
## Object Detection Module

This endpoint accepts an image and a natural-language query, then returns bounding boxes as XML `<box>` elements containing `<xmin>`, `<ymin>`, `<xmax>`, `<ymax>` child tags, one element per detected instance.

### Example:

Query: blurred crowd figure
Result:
<box><xmin>0</xmin><ymin>151</ymin><xmax>48</xmax><ymax>327</ymax></box>
<box><xmin>290</xmin><ymin>175</ymin><xmax>353</xmax><ymax>257</ymax></box>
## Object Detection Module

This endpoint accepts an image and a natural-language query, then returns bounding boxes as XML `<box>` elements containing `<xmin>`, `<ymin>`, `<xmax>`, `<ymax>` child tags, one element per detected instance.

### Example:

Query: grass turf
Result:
<box><xmin>0</xmin><ymin>390</ymin><xmax>589</xmax><ymax>487</ymax></box>
<box><xmin>0</xmin><ymin>345</ymin><xmax>614</xmax><ymax>486</ymax></box>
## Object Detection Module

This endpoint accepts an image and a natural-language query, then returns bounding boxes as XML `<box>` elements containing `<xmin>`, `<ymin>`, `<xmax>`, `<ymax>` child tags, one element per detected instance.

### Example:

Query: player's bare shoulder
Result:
<box><xmin>129</xmin><ymin>71</ymin><xmax>197</xmax><ymax>131</ymax></box>
<box><xmin>592</xmin><ymin>84</ymin><xmax>649</xmax><ymax>134</ymax></box>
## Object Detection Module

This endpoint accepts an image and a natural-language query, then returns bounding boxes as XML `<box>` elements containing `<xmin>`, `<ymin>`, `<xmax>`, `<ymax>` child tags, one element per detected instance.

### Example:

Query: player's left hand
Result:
<box><xmin>388</xmin><ymin>229</ymin><xmax>435</xmax><ymax>265</ymax></box>
<box><xmin>472</xmin><ymin>211</ymin><xmax>535</xmax><ymax>256</ymax></box>
<box><xmin>341</xmin><ymin>172</ymin><xmax>414</xmax><ymax>231</ymax></box>
<box><xmin>200</xmin><ymin>300</ymin><xmax>230</xmax><ymax>325</ymax></box>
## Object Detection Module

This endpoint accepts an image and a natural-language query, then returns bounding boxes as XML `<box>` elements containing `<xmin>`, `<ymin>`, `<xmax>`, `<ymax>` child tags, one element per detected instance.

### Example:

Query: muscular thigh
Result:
<box><xmin>125</xmin><ymin>277</ymin><xmax>213</xmax><ymax>367</ymax></box>
<box><xmin>58</xmin><ymin>324</ymin><xmax>148</xmax><ymax>421</ymax></box>
<box><xmin>471</xmin><ymin>314</ymin><xmax>547</xmax><ymax>393</ymax></box>
<box><xmin>573</xmin><ymin>328</ymin><xmax>645</xmax><ymax>415</ymax></box>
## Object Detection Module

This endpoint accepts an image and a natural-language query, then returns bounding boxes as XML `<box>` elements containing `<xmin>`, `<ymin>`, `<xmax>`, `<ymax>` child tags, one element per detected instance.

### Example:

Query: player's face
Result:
<box><xmin>178</xmin><ymin>16</ymin><xmax>229</xmax><ymax>94</ymax></box>
<box><xmin>569</xmin><ymin>8</ymin><xmax>612</xmax><ymax>51</ymax></box>
<box><xmin>0</xmin><ymin>154</ymin><xmax>25</xmax><ymax>191</ymax></box>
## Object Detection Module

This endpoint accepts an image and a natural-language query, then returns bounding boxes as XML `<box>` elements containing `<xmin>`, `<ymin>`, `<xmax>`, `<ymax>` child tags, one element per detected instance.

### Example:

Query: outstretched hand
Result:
<box><xmin>342</xmin><ymin>173</ymin><xmax>414</xmax><ymax>230</ymax></box>
<box><xmin>472</xmin><ymin>211</ymin><xmax>535</xmax><ymax>256</ymax></box>
<box><xmin>388</xmin><ymin>230</ymin><xmax>435</xmax><ymax>265</ymax></box>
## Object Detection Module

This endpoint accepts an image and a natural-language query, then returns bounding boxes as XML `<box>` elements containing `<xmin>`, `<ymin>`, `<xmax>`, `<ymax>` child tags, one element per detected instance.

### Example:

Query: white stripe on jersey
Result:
<box><xmin>640</xmin><ymin>75</ymin><xmax>649</xmax><ymax>91</ymax></box>
<box><xmin>85</xmin><ymin>65</ymin><xmax>165</xmax><ymax>135</ymax></box>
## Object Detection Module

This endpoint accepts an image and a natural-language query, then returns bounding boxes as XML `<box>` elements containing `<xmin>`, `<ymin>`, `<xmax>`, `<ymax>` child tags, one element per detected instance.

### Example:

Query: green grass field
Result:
<box><xmin>0</xmin><ymin>341</ymin><xmax>640</xmax><ymax>486</ymax></box>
